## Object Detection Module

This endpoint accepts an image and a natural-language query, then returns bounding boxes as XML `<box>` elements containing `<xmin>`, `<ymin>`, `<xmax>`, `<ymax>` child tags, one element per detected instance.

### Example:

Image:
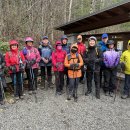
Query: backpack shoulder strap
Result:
<box><xmin>67</xmin><ymin>54</ymin><xmax>71</xmax><ymax>61</ymax></box>
<box><xmin>95</xmin><ymin>47</ymin><xmax>99</xmax><ymax>56</ymax></box>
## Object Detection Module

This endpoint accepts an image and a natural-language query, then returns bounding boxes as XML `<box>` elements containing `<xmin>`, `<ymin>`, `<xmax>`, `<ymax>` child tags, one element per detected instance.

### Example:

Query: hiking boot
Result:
<box><xmin>20</xmin><ymin>95</ymin><xmax>24</xmax><ymax>99</ymax></box>
<box><xmin>109</xmin><ymin>92</ymin><xmax>114</xmax><ymax>97</ymax></box>
<box><xmin>56</xmin><ymin>91</ymin><xmax>62</xmax><ymax>95</ymax></box>
<box><xmin>41</xmin><ymin>79</ymin><xmax>45</xmax><ymax>89</ymax></box>
<box><xmin>0</xmin><ymin>100</ymin><xmax>5</xmax><ymax>105</ymax></box>
<box><xmin>32</xmin><ymin>90</ymin><xmax>37</xmax><ymax>94</ymax></box>
<box><xmin>15</xmin><ymin>96</ymin><xmax>19</xmax><ymax>100</ymax></box>
<box><xmin>105</xmin><ymin>91</ymin><xmax>109</xmax><ymax>96</ymax></box>
<box><xmin>28</xmin><ymin>91</ymin><xmax>33</xmax><ymax>95</ymax></box>
<box><xmin>85</xmin><ymin>90</ymin><xmax>92</xmax><ymax>96</ymax></box>
<box><xmin>74</xmin><ymin>97</ymin><xmax>78</xmax><ymax>102</ymax></box>
<box><xmin>96</xmin><ymin>92</ymin><xmax>100</xmax><ymax>99</ymax></box>
<box><xmin>80</xmin><ymin>80</ymin><xmax>85</xmax><ymax>84</ymax></box>
<box><xmin>67</xmin><ymin>94</ymin><xmax>71</xmax><ymax>100</ymax></box>
<box><xmin>121</xmin><ymin>94</ymin><xmax>129</xmax><ymax>99</ymax></box>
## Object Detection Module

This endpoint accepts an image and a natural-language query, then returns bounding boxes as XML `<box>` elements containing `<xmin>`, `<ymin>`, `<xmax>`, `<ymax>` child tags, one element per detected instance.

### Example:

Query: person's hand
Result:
<box><xmin>30</xmin><ymin>59</ymin><xmax>36</xmax><ymax>65</ymax></box>
<box><xmin>9</xmin><ymin>65</ymin><xmax>17</xmax><ymax>73</ymax></box>
<box><xmin>74</xmin><ymin>63</ymin><xmax>79</xmax><ymax>68</ymax></box>
<box><xmin>120</xmin><ymin>62</ymin><xmax>125</xmax><ymax>71</ymax></box>
<box><xmin>94</xmin><ymin>58</ymin><xmax>100</xmax><ymax>63</ymax></box>
<box><xmin>70</xmin><ymin>64</ymin><xmax>75</xmax><ymax>69</ymax></box>
<box><xmin>42</xmin><ymin>57</ymin><xmax>49</xmax><ymax>64</ymax></box>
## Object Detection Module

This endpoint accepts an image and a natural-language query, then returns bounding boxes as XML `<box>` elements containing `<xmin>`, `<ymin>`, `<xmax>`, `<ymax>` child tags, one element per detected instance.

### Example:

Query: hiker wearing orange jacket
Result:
<box><xmin>64</xmin><ymin>44</ymin><xmax>83</xmax><ymax>101</ymax></box>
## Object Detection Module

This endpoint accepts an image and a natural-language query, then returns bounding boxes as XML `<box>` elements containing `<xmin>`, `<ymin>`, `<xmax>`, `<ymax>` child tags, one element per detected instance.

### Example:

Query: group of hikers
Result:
<box><xmin>0</xmin><ymin>33</ymin><xmax>130</xmax><ymax>105</ymax></box>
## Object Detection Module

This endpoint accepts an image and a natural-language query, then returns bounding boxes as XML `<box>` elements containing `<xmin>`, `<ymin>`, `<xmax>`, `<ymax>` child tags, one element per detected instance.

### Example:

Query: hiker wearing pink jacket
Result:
<box><xmin>22</xmin><ymin>37</ymin><xmax>40</xmax><ymax>94</ymax></box>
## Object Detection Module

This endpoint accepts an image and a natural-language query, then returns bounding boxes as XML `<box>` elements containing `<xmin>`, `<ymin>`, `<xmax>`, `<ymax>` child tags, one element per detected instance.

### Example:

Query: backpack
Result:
<box><xmin>67</xmin><ymin>52</ymin><xmax>80</xmax><ymax>63</ymax></box>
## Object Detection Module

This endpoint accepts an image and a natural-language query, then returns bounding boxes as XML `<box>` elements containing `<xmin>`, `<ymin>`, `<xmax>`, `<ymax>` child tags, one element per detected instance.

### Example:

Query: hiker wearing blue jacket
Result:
<box><xmin>38</xmin><ymin>36</ymin><xmax>53</xmax><ymax>89</ymax></box>
<box><xmin>98</xmin><ymin>33</ymin><xmax>108</xmax><ymax>91</ymax></box>
<box><xmin>61</xmin><ymin>35</ymin><xmax>70</xmax><ymax>86</ymax></box>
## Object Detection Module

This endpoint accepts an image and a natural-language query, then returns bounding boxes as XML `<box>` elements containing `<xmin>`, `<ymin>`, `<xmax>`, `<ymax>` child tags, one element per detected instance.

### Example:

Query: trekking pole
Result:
<box><xmin>91</xmin><ymin>62</ymin><xmax>96</xmax><ymax>100</ymax></box>
<box><xmin>82</xmin><ymin>65</ymin><xmax>87</xmax><ymax>95</ymax></box>
<box><xmin>0</xmin><ymin>77</ymin><xmax>6</xmax><ymax>103</ymax></box>
<box><xmin>30</xmin><ymin>67</ymin><xmax>37</xmax><ymax>103</ymax></box>
<box><xmin>20</xmin><ymin>73</ymin><xmax>24</xmax><ymax>95</ymax></box>
<box><xmin>113</xmin><ymin>72</ymin><xmax>122</xmax><ymax>102</ymax></box>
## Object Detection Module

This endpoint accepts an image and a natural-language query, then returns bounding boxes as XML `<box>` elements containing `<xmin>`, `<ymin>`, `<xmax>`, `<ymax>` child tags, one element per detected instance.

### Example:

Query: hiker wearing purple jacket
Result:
<box><xmin>103</xmin><ymin>40</ymin><xmax>120</xmax><ymax>97</ymax></box>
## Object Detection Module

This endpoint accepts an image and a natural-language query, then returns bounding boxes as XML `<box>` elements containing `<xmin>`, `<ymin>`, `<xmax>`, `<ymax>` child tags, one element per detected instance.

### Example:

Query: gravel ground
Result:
<box><xmin>0</xmin><ymin>82</ymin><xmax>130</xmax><ymax>130</ymax></box>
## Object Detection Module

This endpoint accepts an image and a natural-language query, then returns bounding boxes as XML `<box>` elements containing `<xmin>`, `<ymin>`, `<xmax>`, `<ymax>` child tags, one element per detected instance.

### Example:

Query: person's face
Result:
<box><xmin>11</xmin><ymin>44</ymin><xmax>18</xmax><ymax>50</ymax></box>
<box><xmin>102</xmin><ymin>37</ymin><xmax>108</xmax><ymax>44</ymax></box>
<box><xmin>89</xmin><ymin>40</ymin><xmax>96</xmax><ymax>47</ymax></box>
<box><xmin>108</xmin><ymin>44</ymin><xmax>114</xmax><ymax>49</ymax></box>
<box><xmin>42</xmin><ymin>39</ymin><xmax>49</xmax><ymax>46</ymax></box>
<box><xmin>77</xmin><ymin>35</ymin><xmax>82</xmax><ymax>43</ymax></box>
<box><xmin>62</xmin><ymin>39</ymin><xmax>67</xmax><ymax>44</ymax></box>
<box><xmin>27</xmin><ymin>41</ymin><xmax>33</xmax><ymax>46</ymax></box>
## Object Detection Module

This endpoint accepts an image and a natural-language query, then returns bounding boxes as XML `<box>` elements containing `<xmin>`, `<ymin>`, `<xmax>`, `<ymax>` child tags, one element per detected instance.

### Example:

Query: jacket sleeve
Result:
<box><xmin>97</xmin><ymin>49</ymin><xmax>103</xmax><ymax>62</ymax></box>
<box><xmin>5</xmin><ymin>52</ymin><xmax>11</xmax><ymax>67</ymax></box>
<box><xmin>35</xmin><ymin>48</ymin><xmax>41</xmax><ymax>63</ymax></box>
<box><xmin>103</xmin><ymin>52</ymin><xmax>108</xmax><ymax>67</ymax></box>
<box><xmin>83</xmin><ymin>52</ymin><xmax>89</xmax><ymax>64</ymax></box>
<box><xmin>114</xmin><ymin>52</ymin><xmax>120</xmax><ymax>66</ymax></box>
<box><xmin>120</xmin><ymin>52</ymin><xmax>125</xmax><ymax>63</ymax></box>
<box><xmin>64</xmin><ymin>55</ymin><xmax>70</xmax><ymax>67</ymax></box>
<box><xmin>38</xmin><ymin>47</ymin><xmax>42</xmax><ymax>56</ymax></box>
<box><xmin>52</xmin><ymin>51</ymin><xmax>56</xmax><ymax>66</ymax></box>
<box><xmin>20</xmin><ymin>52</ymin><xmax>25</xmax><ymax>63</ymax></box>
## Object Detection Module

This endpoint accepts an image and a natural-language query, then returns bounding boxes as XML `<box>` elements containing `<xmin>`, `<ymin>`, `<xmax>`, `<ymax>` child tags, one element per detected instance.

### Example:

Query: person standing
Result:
<box><xmin>64</xmin><ymin>44</ymin><xmax>83</xmax><ymax>101</ymax></box>
<box><xmin>5</xmin><ymin>40</ymin><xmax>25</xmax><ymax>100</ymax></box>
<box><xmin>76</xmin><ymin>35</ymin><xmax>86</xmax><ymax>84</ymax></box>
<box><xmin>22</xmin><ymin>37</ymin><xmax>40</xmax><ymax>94</ymax></box>
<box><xmin>84</xmin><ymin>36</ymin><xmax>103</xmax><ymax>99</ymax></box>
<box><xmin>98</xmin><ymin>33</ymin><xmax>109</xmax><ymax>91</ymax></box>
<box><xmin>38</xmin><ymin>36</ymin><xmax>53</xmax><ymax>89</ymax></box>
<box><xmin>52</xmin><ymin>41</ymin><xmax>66</xmax><ymax>95</ymax></box>
<box><xmin>103</xmin><ymin>40</ymin><xmax>120</xmax><ymax>97</ymax></box>
<box><xmin>120</xmin><ymin>40</ymin><xmax>130</xmax><ymax>99</ymax></box>
<box><xmin>0</xmin><ymin>52</ymin><xmax>6</xmax><ymax>105</ymax></box>
<box><xmin>61</xmin><ymin>35</ymin><xmax>70</xmax><ymax>86</ymax></box>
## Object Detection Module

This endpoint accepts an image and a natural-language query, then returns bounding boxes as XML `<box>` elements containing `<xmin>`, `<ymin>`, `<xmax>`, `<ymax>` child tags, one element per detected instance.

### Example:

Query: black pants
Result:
<box><xmin>64</xmin><ymin>67</ymin><xmax>69</xmax><ymax>86</ymax></box>
<box><xmin>54</xmin><ymin>71</ymin><xmax>64</xmax><ymax>92</ymax></box>
<box><xmin>26</xmin><ymin>68</ymin><xmax>38</xmax><ymax>91</ymax></box>
<box><xmin>11</xmin><ymin>72</ymin><xmax>23</xmax><ymax>97</ymax></box>
<box><xmin>80</xmin><ymin>66</ymin><xmax>85</xmax><ymax>82</ymax></box>
<box><xmin>123</xmin><ymin>74</ymin><xmax>130</xmax><ymax>96</ymax></box>
<box><xmin>100</xmin><ymin>67</ymin><xmax>105</xmax><ymax>88</ymax></box>
<box><xmin>41</xmin><ymin>66</ymin><xmax>52</xmax><ymax>80</ymax></box>
<box><xmin>104</xmin><ymin>68</ymin><xmax>117</xmax><ymax>93</ymax></box>
<box><xmin>0</xmin><ymin>76</ymin><xmax>6</xmax><ymax>101</ymax></box>
<box><xmin>86</xmin><ymin>71</ymin><xmax>100</xmax><ymax>92</ymax></box>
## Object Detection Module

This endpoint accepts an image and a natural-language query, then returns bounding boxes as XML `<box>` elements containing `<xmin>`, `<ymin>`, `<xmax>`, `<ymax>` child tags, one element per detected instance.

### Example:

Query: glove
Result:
<box><xmin>74</xmin><ymin>63</ymin><xmax>79</xmax><ymax>68</ymax></box>
<box><xmin>22</xmin><ymin>48</ymin><xmax>28</xmax><ymax>55</ymax></box>
<box><xmin>19</xmin><ymin>63</ymin><xmax>25</xmax><ymax>72</ymax></box>
<box><xmin>120</xmin><ymin>62</ymin><xmax>125</xmax><ymax>71</ymax></box>
<box><xmin>30</xmin><ymin>59</ymin><xmax>36</xmax><ymax>65</ymax></box>
<box><xmin>70</xmin><ymin>64</ymin><xmax>75</xmax><ymax>69</ymax></box>
<box><xmin>94</xmin><ymin>58</ymin><xmax>100</xmax><ymax>63</ymax></box>
<box><xmin>56</xmin><ymin>62</ymin><xmax>61</xmax><ymax>68</ymax></box>
<box><xmin>9</xmin><ymin>65</ymin><xmax>16</xmax><ymax>73</ymax></box>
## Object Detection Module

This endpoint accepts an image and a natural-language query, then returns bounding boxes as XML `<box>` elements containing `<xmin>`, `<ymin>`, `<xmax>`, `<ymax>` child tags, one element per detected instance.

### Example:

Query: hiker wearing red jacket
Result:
<box><xmin>5</xmin><ymin>40</ymin><xmax>25</xmax><ymax>100</ymax></box>
<box><xmin>76</xmin><ymin>35</ymin><xmax>86</xmax><ymax>84</ymax></box>
<box><xmin>52</xmin><ymin>41</ymin><xmax>66</xmax><ymax>95</ymax></box>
